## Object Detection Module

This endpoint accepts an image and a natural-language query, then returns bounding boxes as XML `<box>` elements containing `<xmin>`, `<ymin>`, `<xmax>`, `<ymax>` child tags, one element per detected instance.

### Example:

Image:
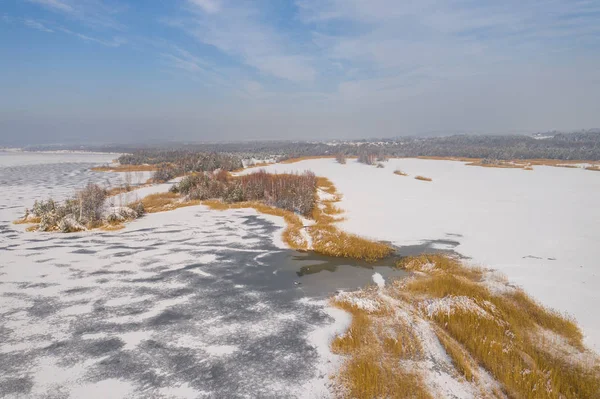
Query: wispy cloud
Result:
<box><xmin>28</xmin><ymin>0</ymin><xmax>74</xmax><ymax>14</ymax></box>
<box><xmin>26</xmin><ymin>0</ymin><xmax>126</xmax><ymax>29</ymax></box>
<box><xmin>296</xmin><ymin>0</ymin><xmax>600</xmax><ymax>99</ymax></box>
<box><xmin>169</xmin><ymin>0</ymin><xmax>317</xmax><ymax>83</ymax></box>
<box><xmin>188</xmin><ymin>0</ymin><xmax>221</xmax><ymax>14</ymax></box>
<box><xmin>24</xmin><ymin>18</ymin><xmax>54</xmax><ymax>32</ymax></box>
<box><xmin>58</xmin><ymin>26</ymin><xmax>125</xmax><ymax>47</ymax></box>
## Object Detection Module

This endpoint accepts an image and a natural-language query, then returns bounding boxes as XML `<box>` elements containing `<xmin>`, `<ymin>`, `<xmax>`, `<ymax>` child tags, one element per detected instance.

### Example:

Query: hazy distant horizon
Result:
<box><xmin>2</xmin><ymin>128</ymin><xmax>599</xmax><ymax>149</ymax></box>
<box><xmin>2</xmin><ymin>0</ymin><xmax>599</xmax><ymax>145</ymax></box>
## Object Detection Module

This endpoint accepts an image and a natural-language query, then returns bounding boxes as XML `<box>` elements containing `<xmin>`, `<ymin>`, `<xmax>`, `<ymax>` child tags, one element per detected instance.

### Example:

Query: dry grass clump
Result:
<box><xmin>555</xmin><ymin>164</ymin><xmax>580</xmax><ymax>169</ymax></box>
<box><xmin>137</xmin><ymin>192</ymin><xmax>200</xmax><ymax>214</ymax></box>
<box><xmin>26</xmin><ymin>224</ymin><xmax>40</xmax><ymax>232</ymax></box>
<box><xmin>310</xmin><ymin>224</ymin><xmax>393</xmax><ymax>262</ymax></box>
<box><xmin>105</xmin><ymin>185</ymin><xmax>137</xmax><ymax>197</ymax></box>
<box><xmin>414</xmin><ymin>175</ymin><xmax>432</xmax><ymax>182</ymax></box>
<box><xmin>92</xmin><ymin>164</ymin><xmax>158</xmax><ymax>172</ymax></box>
<box><xmin>585</xmin><ymin>165</ymin><xmax>600</xmax><ymax>172</ymax></box>
<box><xmin>395</xmin><ymin>254</ymin><xmax>599</xmax><ymax>398</ymax></box>
<box><xmin>466</xmin><ymin>160</ymin><xmax>524</xmax><ymax>169</ymax></box>
<box><xmin>394</xmin><ymin>169</ymin><xmax>408</xmax><ymax>176</ymax></box>
<box><xmin>316</xmin><ymin>176</ymin><xmax>337</xmax><ymax>195</ymax></box>
<box><xmin>100</xmin><ymin>223</ymin><xmax>125</xmax><ymax>231</ymax></box>
<box><xmin>13</xmin><ymin>216</ymin><xmax>41</xmax><ymax>225</ymax></box>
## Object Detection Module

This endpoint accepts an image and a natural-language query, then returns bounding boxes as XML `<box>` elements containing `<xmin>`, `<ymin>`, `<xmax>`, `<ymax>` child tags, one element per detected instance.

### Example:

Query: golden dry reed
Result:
<box><xmin>414</xmin><ymin>175</ymin><xmax>433</xmax><ymax>181</ymax></box>
<box><xmin>331</xmin><ymin>254</ymin><xmax>600</xmax><ymax>398</ymax></box>
<box><xmin>393</xmin><ymin>170</ymin><xmax>408</xmax><ymax>176</ymax></box>
<box><xmin>136</xmin><ymin>192</ymin><xmax>201</xmax><ymax>214</ymax></box>
<box><xmin>330</xmin><ymin>294</ymin><xmax>432</xmax><ymax>399</ymax></box>
<box><xmin>307</xmin><ymin>177</ymin><xmax>393</xmax><ymax>262</ymax></box>
<box><xmin>399</xmin><ymin>255</ymin><xmax>599</xmax><ymax>398</ymax></box>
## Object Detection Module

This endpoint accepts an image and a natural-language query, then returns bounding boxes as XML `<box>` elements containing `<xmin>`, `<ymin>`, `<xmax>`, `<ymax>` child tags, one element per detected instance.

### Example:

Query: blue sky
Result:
<box><xmin>1</xmin><ymin>0</ymin><xmax>600</xmax><ymax>144</ymax></box>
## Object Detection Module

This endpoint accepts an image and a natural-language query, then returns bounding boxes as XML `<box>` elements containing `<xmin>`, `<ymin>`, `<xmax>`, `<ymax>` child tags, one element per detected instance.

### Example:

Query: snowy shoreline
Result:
<box><xmin>240</xmin><ymin>157</ymin><xmax>600</xmax><ymax>350</ymax></box>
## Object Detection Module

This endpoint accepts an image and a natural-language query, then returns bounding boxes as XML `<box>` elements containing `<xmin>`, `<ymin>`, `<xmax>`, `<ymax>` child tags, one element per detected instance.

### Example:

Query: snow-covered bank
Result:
<box><xmin>240</xmin><ymin>158</ymin><xmax>600</xmax><ymax>350</ymax></box>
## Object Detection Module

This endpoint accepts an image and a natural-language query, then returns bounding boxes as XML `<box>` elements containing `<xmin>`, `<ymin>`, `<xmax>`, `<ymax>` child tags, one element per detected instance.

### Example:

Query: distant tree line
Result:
<box><xmin>117</xmin><ymin>151</ymin><xmax>244</xmax><ymax>182</ymax></box>
<box><xmin>172</xmin><ymin>169</ymin><xmax>317</xmax><ymax>216</ymax></box>
<box><xmin>25</xmin><ymin>130</ymin><xmax>600</xmax><ymax>161</ymax></box>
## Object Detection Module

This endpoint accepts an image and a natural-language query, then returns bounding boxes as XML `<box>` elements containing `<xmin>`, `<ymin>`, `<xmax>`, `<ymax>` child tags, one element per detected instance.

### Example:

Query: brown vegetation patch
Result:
<box><xmin>279</xmin><ymin>155</ymin><xmax>337</xmax><ymax>164</ymax></box>
<box><xmin>25</xmin><ymin>224</ymin><xmax>40</xmax><ymax>232</ymax></box>
<box><xmin>414</xmin><ymin>175</ymin><xmax>432</xmax><ymax>182</ymax></box>
<box><xmin>13</xmin><ymin>216</ymin><xmax>41</xmax><ymax>225</ymax></box>
<box><xmin>137</xmin><ymin>192</ymin><xmax>200</xmax><ymax>214</ymax></box>
<box><xmin>466</xmin><ymin>160</ymin><xmax>525</xmax><ymax>169</ymax></box>
<box><xmin>91</xmin><ymin>164</ymin><xmax>158</xmax><ymax>172</ymax></box>
<box><xmin>106</xmin><ymin>186</ymin><xmax>135</xmax><ymax>197</ymax></box>
<box><xmin>394</xmin><ymin>170</ymin><xmax>408</xmax><ymax>176</ymax></box>
<box><xmin>398</xmin><ymin>255</ymin><xmax>596</xmax><ymax>398</ymax></box>
<box><xmin>332</xmin><ymin>254</ymin><xmax>600</xmax><ymax>398</ymax></box>
<box><xmin>310</xmin><ymin>224</ymin><xmax>392</xmax><ymax>262</ymax></box>
<box><xmin>585</xmin><ymin>165</ymin><xmax>600</xmax><ymax>172</ymax></box>
<box><xmin>100</xmin><ymin>223</ymin><xmax>125</xmax><ymax>231</ymax></box>
<box><xmin>417</xmin><ymin>156</ymin><xmax>600</xmax><ymax>171</ymax></box>
<box><xmin>331</xmin><ymin>294</ymin><xmax>431</xmax><ymax>399</ymax></box>
<box><xmin>555</xmin><ymin>164</ymin><xmax>580</xmax><ymax>169</ymax></box>
<box><xmin>416</xmin><ymin>156</ymin><xmax>478</xmax><ymax>162</ymax></box>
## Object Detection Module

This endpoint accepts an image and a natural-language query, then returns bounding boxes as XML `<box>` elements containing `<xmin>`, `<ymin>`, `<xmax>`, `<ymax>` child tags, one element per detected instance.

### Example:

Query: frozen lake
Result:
<box><xmin>244</xmin><ymin>157</ymin><xmax>600</xmax><ymax>351</ymax></box>
<box><xmin>0</xmin><ymin>152</ymin><xmax>404</xmax><ymax>398</ymax></box>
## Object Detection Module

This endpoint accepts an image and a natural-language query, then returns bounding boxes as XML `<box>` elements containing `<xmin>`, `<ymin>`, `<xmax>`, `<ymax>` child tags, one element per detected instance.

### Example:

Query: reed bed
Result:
<box><xmin>331</xmin><ymin>254</ymin><xmax>600</xmax><ymax>398</ymax></box>
<box><xmin>331</xmin><ymin>294</ymin><xmax>431</xmax><ymax>399</ymax></box>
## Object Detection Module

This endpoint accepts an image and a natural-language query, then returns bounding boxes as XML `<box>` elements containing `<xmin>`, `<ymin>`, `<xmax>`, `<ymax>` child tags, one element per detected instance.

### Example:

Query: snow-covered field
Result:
<box><xmin>0</xmin><ymin>152</ymin><xmax>354</xmax><ymax>398</ymax></box>
<box><xmin>241</xmin><ymin>158</ymin><xmax>600</xmax><ymax>350</ymax></box>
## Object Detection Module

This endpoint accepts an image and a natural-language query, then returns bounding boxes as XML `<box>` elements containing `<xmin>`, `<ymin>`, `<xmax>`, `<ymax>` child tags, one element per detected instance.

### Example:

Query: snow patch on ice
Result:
<box><xmin>372</xmin><ymin>272</ymin><xmax>385</xmax><ymax>289</ymax></box>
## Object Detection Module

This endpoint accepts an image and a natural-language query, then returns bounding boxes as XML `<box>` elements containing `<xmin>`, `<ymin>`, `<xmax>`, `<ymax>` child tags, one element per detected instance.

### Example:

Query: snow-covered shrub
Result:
<box><xmin>32</xmin><ymin>199</ymin><xmax>57</xmax><ymax>217</ymax></box>
<box><xmin>223</xmin><ymin>182</ymin><xmax>244</xmax><ymax>203</ymax></box>
<box><xmin>58</xmin><ymin>215</ymin><xmax>86</xmax><ymax>233</ymax></box>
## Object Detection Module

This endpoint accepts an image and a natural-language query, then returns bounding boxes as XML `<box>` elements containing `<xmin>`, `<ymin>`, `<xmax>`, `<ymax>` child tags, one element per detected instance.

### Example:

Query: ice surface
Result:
<box><xmin>0</xmin><ymin>152</ymin><xmax>346</xmax><ymax>398</ymax></box>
